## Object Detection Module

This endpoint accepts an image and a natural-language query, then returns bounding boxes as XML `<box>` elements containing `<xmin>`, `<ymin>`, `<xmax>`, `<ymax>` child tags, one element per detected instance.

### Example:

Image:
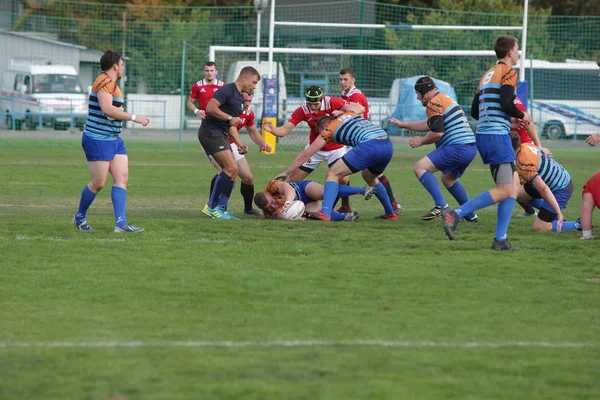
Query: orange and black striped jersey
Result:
<box><xmin>475</xmin><ymin>62</ymin><xmax>518</xmax><ymax>135</ymax></box>
<box><xmin>319</xmin><ymin>112</ymin><xmax>387</xmax><ymax>147</ymax></box>
<box><xmin>83</xmin><ymin>72</ymin><xmax>124</xmax><ymax>140</ymax></box>
<box><xmin>425</xmin><ymin>92</ymin><xmax>474</xmax><ymax>148</ymax></box>
<box><xmin>516</xmin><ymin>144</ymin><xmax>571</xmax><ymax>191</ymax></box>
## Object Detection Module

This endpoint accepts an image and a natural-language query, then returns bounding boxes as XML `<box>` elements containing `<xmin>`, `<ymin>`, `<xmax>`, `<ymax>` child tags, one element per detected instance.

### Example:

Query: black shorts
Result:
<box><xmin>198</xmin><ymin>125</ymin><xmax>231</xmax><ymax>156</ymax></box>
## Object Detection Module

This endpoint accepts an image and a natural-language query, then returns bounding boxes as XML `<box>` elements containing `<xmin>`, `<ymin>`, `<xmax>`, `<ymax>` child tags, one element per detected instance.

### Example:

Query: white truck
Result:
<box><xmin>1</xmin><ymin>61</ymin><xmax>88</xmax><ymax>130</ymax></box>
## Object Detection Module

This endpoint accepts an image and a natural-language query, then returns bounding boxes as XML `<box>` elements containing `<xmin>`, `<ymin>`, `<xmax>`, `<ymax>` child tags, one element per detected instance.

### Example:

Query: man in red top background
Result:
<box><xmin>187</xmin><ymin>61</ymin><xmax>225</xmax><ymax>121</ymax></box>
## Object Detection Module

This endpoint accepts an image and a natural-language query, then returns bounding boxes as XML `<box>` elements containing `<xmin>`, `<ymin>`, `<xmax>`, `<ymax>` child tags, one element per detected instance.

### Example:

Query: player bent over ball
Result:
<box><xmin>254</xmin><ymin>179</ymin><xmax>375</xmax><ymax>221</ymax></box>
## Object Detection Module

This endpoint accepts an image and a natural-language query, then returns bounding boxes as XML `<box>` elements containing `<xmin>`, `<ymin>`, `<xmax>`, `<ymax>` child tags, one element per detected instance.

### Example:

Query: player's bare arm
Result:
<box><xmin>390</xmin><ymin>118</ymin><xmax>429</xmax><ymax>132</ymax></box>
<box><xmin>409</xmin><ymin>130</ymin><xmax>443</xmax><ymax>148</ymax></box>
<box><xmin>206</xmin><ymin>98</ymin><xmax>241</xmax><ymax>127</ymax></box>
<box><xmin>246</xmin><ymin>125</ymin><xmax>271</xmax><ymax>152</ymax></box>
<box><xmin>98</xmin><ymin>92</ymin><xmax>149</xmax><ymax>126</ymax></box>
<box><xmin>275</xmin><ymin>136</ymin><xmax>326</xmax><ymax>180</ymax></box>
<box><xmin>262</xmin><ymin>120</ymin><xmax>294</xmax><ymax>137</ymax></box>
<box><xmin>187</xmin><ymin>96</ymin><xmax>205</xmax><ymax>119</ymax></box>
<box><xmin>531</xmin><ymin>176</ymin><xmax>564</xmax><ymax>232</ymax></box>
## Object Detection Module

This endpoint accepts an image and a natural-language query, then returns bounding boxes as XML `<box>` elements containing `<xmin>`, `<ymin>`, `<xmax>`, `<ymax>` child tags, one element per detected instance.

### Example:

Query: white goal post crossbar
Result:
<box><xmin>274</xmin><ymin>21</ymin><xmax>523</xmax><ymax>31</ymax></box>
<box><xmin>209</xmin><ymin>46</ymin><xmax>496</xmax><ymax>62</ymax></box>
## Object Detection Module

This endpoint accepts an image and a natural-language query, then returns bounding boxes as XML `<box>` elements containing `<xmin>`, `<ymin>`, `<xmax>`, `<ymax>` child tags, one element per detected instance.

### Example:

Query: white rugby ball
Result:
<box><xmin>280</xmin><ymin>200</ymin><xmax>305</xmax><ymax>221</ymax></box>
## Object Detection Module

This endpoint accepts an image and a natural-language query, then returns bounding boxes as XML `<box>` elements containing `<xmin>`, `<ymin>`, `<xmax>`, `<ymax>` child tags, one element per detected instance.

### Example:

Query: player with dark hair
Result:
<box><xmin>73</xmin><ymin>50</ymin><xmax>149</xmax><ymax>233</ymax></box>
<box><xmin>442</xmin><ymin>35</ymin><xmax>532</xmax><ymax>250</ymax></box>
<box><xmin>254</xmin><ymin>179</ymin><xmax>375</xmax><ymax>221</ymax></box>
<box><xmin>389</xmin><ymin>76</ymin><xmax>478</xmax><ymax>223</ymax></box>
<box><xmin>202</xmin><ymin>90</ymin><xmax>271</xmax><ymax>217</ymax></box>
<box><xmin>275</xmin><ymin>103</ymin><xmax>396</xmax><ymax>221</ymax></box>
<box><xmin>339</xmin><ymin>67</ymin><xmax>403</xmax><ymax>215</ymax></box>
<box><xmin>187</xmin><ymin>61</ymin><xmax>224</xmax><ymax>121</ymax></box>
<box><xmin>510</xmin><ymin>132</ymin><xmax>581</xmax><ymax>233</ymax></box>
<box><xmin>199</xmin><ymin>66</ymin><xmax>261</xmax><ymax>220</ymax></box>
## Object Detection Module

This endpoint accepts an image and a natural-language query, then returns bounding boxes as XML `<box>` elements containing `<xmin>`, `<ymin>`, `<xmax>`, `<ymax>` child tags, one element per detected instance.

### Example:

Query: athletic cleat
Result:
<box><xmin>73</xmin><ymin>216</ymin><xmax>95</xmax><ymax>233</ymax></box>
<box><xmin>244</xmin><ymin>209</ymin><xmax>262</xmax><ymax>217</ymax></box>
<box><xmin>393</xmin><ymin>202</ymin><xmax>404</xmax><ymax>215</ymax></box>
<box><xmin>362</xmin><ymin>186</ymin><xmax>377</xmax><ymax>200</ymax></box>
<box><xmin>421</xmin><ymin>205</ymin><xmax>448</xmax><ymax>221</ymax></box>
<box><xmin>114</xmin><ymin>224</ymin><xmax>145</xmax><ymax>233</ymax></box>
<box><xmin>336</xmin><ymin>205</ymin><xmax>352</xmax><ymax>213</ymax></box>
<box><xmin>575</xmin><ymin>217</ymin><xmax>582</xmax><ymax>231</ymax></box>
<box><xmin>442</xmin><ymin>209</ymin><xmax>460</xmax><ymax>240</ymax></box>
<box><xmin>303</xmin><ymin>211</ymin><xmax>321</xmax><ymax>220</ymax></box>
<box><xmin>210</xmin><ymin>205</ymin><xmax>239</xmax><ymax>220</ymax></box>
<box><xmin>316</xmin><ymin>210</ymin><xmax>332</xmax><ymax>221</ymax></box>
<box><xmin>343</xmin><ymin>211</ymin><xmax>360</xmax><ymax>222</ymax></box>
<box><xmin>202</xmin><ymin>204</ymin><xmax>212</xmax><ymax>217</ymax></box>
<box><xmin>462</xmin><ymin>214</ymin><xmax>479</xmax><ymax>223</ymax></box>
<box><xmin>374</xmin><ymin>213</ymin><xmax>398</xmax><ymax>220</ymax></box>
<box><xmin>517</xmin><ymin>211</ymin><xmax>537</xmax><ymax>217</ymax></box>
<box><xmin>491</xmin><ymin>239</ymin><xmax>520</xmax><ymax>251</ymax></box>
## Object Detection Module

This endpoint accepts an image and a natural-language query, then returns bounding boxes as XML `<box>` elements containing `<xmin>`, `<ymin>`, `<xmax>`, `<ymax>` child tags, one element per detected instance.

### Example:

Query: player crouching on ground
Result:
<box><xmin>254</xmin><ymin>179</ymin><xmax>376</xmax><ymax>221</ymax></box>
<box><xmin>511</xmin><ymin>131</ymin><xmax>581</xmax><ymax>233</ymax></box>
<box><xmin>274</xmin><ymin>103</ymin><xmax>396</xmax><ymax>221</ymax></box>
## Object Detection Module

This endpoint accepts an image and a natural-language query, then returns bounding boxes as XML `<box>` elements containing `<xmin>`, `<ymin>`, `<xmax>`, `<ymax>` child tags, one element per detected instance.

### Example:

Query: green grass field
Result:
<box><xmin>1</xmin><ymin>138</ymin><xmax>599</xmax><ymax>400</ymax></box>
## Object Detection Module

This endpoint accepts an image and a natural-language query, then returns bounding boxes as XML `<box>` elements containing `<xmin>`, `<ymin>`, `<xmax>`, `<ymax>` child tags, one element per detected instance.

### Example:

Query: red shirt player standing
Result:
<box><xmin>187</xmin><ymin>61</ymin><xmax>225</xmax><ymax>121</ymax></box>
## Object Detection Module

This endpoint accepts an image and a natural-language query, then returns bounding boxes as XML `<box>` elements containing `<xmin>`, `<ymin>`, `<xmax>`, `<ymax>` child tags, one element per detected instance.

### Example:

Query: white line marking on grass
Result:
<box><xmin>0</xmin><ymin>340</ymin><xmax>596</xmax><ymax>349</ymax></box>
<box><xmin>14</xmin><ymin>235</ymin><xmax>127</xmax><ymax>242</ymax></box>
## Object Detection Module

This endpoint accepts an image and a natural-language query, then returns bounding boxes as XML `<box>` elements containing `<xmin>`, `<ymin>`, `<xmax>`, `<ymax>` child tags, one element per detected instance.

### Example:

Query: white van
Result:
<box><xmin>226</xmin><ymin>61</ymin><xmax>287</xmax><ymax>124</ymax></box>
<box><xmin>1</xmin><ymin>61</ymin><xmax>88</xmax><ymax>130</ymax></box>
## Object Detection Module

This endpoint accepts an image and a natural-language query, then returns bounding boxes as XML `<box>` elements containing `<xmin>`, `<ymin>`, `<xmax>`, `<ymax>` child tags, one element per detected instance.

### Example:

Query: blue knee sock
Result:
<box><xmin>529</xmin><ymin>198</ymin><xmax>545</xmax><ymax>210</ymax></box>
<box><xmin>111</xmin><ymin>186</ymin><xmax>128</xmax><ymax>227</ymax></box>
<box><xmin>76</xmin><ymin>186</ymin><xmax>97</xmax><ymax>222</ymax></box>
<box><xmin>330</xmin><ymin>210</ymin><xmax>346</xmax><ymax>221</ymax></box>
<box><xmin>419</xmin><ymin>171</ymin><xmax>446</xmax><ymax>207</ymax></box>
<box><xmin>447</xmin><ymin>181</ymin><xmax>475</xmax><ymax>218</ymax></box>
<box><xmin>216</xmin><ymin>171</ymin><xmax>235</xmax><ymax>208</ymax></box>
<box><xmin>454</xmin><ymin>191</ymin><xmax>494</xmax><ymax>218</ymax></box>
<box><xmin>375</xmin><ymin>182</ymin><xmax>394</xmax><ymax>215</ymax></box>
<box><xmin>208</xmin><ymin>174</ymin><xmax>222</xmax><ymax>209</ymax></box>
<box><xmin>495</xmin><ymin>197</ymin><xmax>516</xmax><ymax>241</ymax></box>
<box><xmin>553</xmin><ymin>220</ymin><xmax>580</xmax><ymax>233</ymax></box>
<box><xmin>337</xmin><ymin>185</ymin><xmax>363</xmax><ymax>197</ymax></box>
<box><xmin>322</xmin><ymin>181</ymin><xmax>339</xmax><ymax>216</ymax></box>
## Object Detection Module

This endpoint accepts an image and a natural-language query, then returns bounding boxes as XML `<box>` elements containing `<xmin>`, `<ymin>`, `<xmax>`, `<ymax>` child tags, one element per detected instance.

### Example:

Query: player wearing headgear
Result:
<box><xmin>274</xmin><ymin>103</ymin><xmax>396</xmax><ymax>221</ymax></box>
<box><xmin>510</xmin><ymin>131</ymin><xmax>581</xmax><ymax>233</ymax></box>
<box><xmin>389</xmin><ymin>76</ymin><xmax>478</xmax><ymax>223</ymax></box>
<box><xmin>254</xmin><ymin>179</ymin><xmax>376</xmax><ymax>221</ymax></box>
<box><xmin>442</xmin><ymin>35</ymin><xmax>532</xmax><ymax>251</ymax></box>
<box><xmin>262</xmin><ymin>85</ymin><xmax>357</xmax><ymax>211</ymax></box>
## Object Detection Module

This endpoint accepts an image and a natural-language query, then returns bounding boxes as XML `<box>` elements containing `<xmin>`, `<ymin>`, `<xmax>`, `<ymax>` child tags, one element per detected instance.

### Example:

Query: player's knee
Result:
<box><xmin>89</xmin><ymin>177</ymin><xmax>107</xmax><ymax>191</ymax></box>
<box><xmin>240</xmin><ymin>174</ymin><xmax>254</xmax><ymax>185</ymax></box>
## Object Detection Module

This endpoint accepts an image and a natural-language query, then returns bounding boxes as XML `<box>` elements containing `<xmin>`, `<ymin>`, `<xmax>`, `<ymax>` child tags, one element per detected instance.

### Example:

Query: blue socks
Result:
<box><xmin>209</xmin><ymin>171</ymin><xmax>235</xmax><ymax>209</ymax></box>
<box><xmin>75</xmin><ymin>185</ymin><xmax>97</xmax><ymax>223</ymax></box>
<box><xmin>419</xmin><ymin>171</ymin><xmax>446</xmax><ymax>207</ymax></box>
<box><xmin>322</xmin><ymin>181</ymin><xmax>340</xmax><ymax>216</ymax></box>
<box><xmin>552</xmin><ymin>219</ymin><xmax>581</xmax><ymax>233</ymax></box>
<box><xmin>454</xmin><ymin>191</ymin><xmax>494</xmax><ymax>218</ymax></box>
<box><xmin>337</xmin><ymin>185</ymin><xmax>364</xmax><ymax>197</ymax></box>
<box><xmin>111</xmin><ymin>186</ymin><xmax>128</xmax><ymax>227</ymax></box>
<box><xmin>374</xmin><ymin>182</ymin><xmax>394</xmax><ymax>215</ymax></box>
<box><xmin>495</xmin><ymin>197</ymin><xmax>516</xmax><ymax>241</ymax></box>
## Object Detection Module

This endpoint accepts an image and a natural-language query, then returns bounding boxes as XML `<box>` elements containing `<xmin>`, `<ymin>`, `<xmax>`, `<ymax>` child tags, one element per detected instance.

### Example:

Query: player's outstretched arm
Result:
<box><xmin>263</xmin><ymin>121</ymin><xmax>295</xmax><ymax>138</ymax></box>
<box><xmin>246</xmin><ymin>124</ymin><xmax>271</xmax><ymax>152</ymax></box>
<box><xmin>275</xmin><ymin>136</ymin><xmax>326</xmax><ymax>180</ymax></box>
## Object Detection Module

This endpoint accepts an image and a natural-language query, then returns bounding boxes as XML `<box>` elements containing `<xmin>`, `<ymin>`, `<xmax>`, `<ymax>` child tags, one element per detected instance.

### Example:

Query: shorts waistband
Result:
<box><xmin>374</xmin><ymin>136</ymin><xmax>389</xmax><ymax>140</ymax></box>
